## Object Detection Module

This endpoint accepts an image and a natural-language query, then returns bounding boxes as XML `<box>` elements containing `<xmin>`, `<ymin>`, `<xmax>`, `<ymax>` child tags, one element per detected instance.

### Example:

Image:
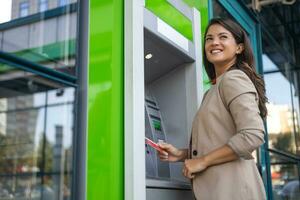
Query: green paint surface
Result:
<box><xmin>186</xmin><ymin>0</ymin><xmax>210</xmax><ymax>90</ymax></box>
<box><xmin>145</xmin><ymin>0</ymin><xmax>193</xmax><ymax>41</ymax></box>
<box><xmin>87</xmin><ymin>0</ymin><xmax>124</xmax><ymax>200</ymax></box>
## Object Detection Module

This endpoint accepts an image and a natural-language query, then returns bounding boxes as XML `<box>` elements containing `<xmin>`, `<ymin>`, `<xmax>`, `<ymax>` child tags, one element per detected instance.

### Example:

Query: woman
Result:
<box><xmin>158</xmin><ymin>18</ymin><xmax>268</xmax><ymax>200</ymax></box>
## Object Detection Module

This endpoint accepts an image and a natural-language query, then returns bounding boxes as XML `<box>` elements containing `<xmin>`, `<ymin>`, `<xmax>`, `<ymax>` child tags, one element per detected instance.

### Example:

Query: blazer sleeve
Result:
<box><xmin>219</xmin><ymin>70</ymin><xmax>265</xmax><ymax>160</ymax></box>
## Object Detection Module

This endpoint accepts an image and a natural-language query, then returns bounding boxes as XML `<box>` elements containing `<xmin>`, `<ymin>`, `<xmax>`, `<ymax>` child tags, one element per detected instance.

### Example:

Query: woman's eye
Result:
<box><xmin>220</xmin><ymin>35</ymin><xmax>227</xmax><ymax>39</ymax></box>
<box><xmin>205</xmin><ymin>37</ymin><xmax>212</xmax><ymax>41</ymax></box>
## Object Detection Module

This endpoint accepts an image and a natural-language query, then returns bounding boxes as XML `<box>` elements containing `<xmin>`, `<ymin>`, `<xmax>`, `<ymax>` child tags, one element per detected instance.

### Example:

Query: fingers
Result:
<box><xmin>182</xmin><ymin>165</ymin><xmax>195</xmax><ymax>179</ymax></box>
<box><xmin>159</xmin><ymin>151</ymin><xmax>169</xmax><ymax>161</ymax></box>
<box><xmin>158</xmin><ymin>143</ymin><xmax>173</xmax><ymax>151</ymax></box>
<box><xmin>157</xmin><ymin>143</ymin><xmax>181</xmax><ymax>162</ymax></box>
<box><xmin>157</xmin><ymin>143</ymin><xmax>172</xmax><ymax>161</ymax></box>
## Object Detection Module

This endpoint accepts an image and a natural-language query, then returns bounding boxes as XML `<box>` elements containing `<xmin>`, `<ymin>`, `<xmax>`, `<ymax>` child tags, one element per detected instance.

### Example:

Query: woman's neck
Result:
<box><xmin>214</xmin><ymin>59</ymin><xmax>236</xmax><ymax>78</ymax></box>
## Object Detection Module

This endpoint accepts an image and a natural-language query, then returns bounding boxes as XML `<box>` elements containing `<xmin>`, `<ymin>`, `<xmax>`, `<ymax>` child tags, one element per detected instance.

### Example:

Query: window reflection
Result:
<box><xmin>0</xmin><ymin>174</ymin><xmax>71</xmax><ymax>200</ymax></box>
<box><xmin>1</xmin><ymin>0</ymin><xmax>78</xmax><ymax>76</ymax></box>
<box><xmin>263</xmin><ymin>54</ymin><xmax>278</xmax><ymax>72</ymax></box>
<box><xmin>58</xmin><ymin>0</ymin><xmax>70</xmax><ymax>7</ymax></box>
<box><xmin>47</xmin><ymin>88</ymin><xmax>74</xmax><ymax>105</ymax></box>
<box><xmin>0</xmin><ymin>64</ymin><xmax>74</xmax><ymax>200</ymax></box>
<box><xmin>0</xmin><ymin>109</ymin><xmax>43</xmax><ymax>173</ymax></box>
<box><xmin>290</xmin><ymin>72</ymin><xmax>300</xmax><ymax>154</ymax></box>
<box><xmin>265</xmin><ymin>73</ymin><xmax>297</xmax><ymax>154</ymax></box>
<box><xmin>270</xmin><ymin>152</ymin><xmax>300</xmax><ymax>200</ymax></box>
<box><xmin>19</xmin><ymin>2</ymin><xmax>29</xmax><ymax>18</ymax></box>
<box><xmin>39</xmin><ymin>0</ymin><xmax>48</xmax><ymax>12</ymax></box>
<box><xmin>264</xmin><ymin>56</ymin><xmax>298</xmax><ymax>154</ymax></box>
<box><xmin>45</xmin><ymin>104</ymin><xmax>73</xmax><ymax>173</ymax></box>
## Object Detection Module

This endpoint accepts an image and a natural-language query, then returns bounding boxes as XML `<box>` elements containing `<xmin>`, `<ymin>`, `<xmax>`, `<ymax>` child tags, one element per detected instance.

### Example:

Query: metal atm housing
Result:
<box><xmin>143</xmin><ymin>6</ymin><xmax>203</xmax><ymax>200</ymax></box>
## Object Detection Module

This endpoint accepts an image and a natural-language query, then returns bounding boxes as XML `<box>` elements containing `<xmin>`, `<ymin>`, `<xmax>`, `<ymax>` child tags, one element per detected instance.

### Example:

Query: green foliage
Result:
<box><xmin>37</xmin><ymin>134</ymin><xmax>54</xmax><ymax>172</ymax></box>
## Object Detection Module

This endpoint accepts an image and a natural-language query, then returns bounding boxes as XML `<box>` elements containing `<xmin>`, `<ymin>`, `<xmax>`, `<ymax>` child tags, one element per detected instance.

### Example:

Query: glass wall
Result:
<box><xmin>269</xmin><ymin>152</ymin><xmax>300</xmax><ymax>200</ymax></box>
<box><xmin>0</xmin><ymin>0</ymin><xmax>78</xmax><ymax>76</ymax></box>
<box><xmin>0</xmin><ymin>62</ymin><xmax>74</xmax><ymax>199</ymax></box>
<box><xmin>0</xmin><ymin>0</ymin><xmax>80</xmax><ymax>199</ymax></box>
<box><xmin>256</xmin><ymin>0</ymin><xmax>300</xmax><ymax>198</ymax></box>
<box><xmin>263</xmin><ymin>56</ymin><xmax>300</xmax><ymax>200</ymax></box>
<box><xmin>264</xmin><ymin>56</ymin><xmax>298</xmax><ymax>155</ymax></box>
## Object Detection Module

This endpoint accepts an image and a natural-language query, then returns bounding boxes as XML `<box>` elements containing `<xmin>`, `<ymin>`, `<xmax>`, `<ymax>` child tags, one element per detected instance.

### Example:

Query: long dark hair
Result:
<box><xmin>203</xmin><ymin>18</ymin><xmax>268</xmax><ymax>119</ymax></box>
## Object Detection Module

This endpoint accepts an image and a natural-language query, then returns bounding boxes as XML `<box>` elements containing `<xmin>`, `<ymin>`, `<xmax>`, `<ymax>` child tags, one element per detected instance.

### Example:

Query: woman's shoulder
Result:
<box><xmin>223</xmin><ymin>69</ymin><xmax>250</xmax><ymax>82</ymax></box>
<box><xmin>218</xmin><ymin>69</ymin><xmax>257</xmax><ymax>105</ymax></box>
<box><xmin>220</xmin><ymin>69</ymin><xmax>255</xmax><ymax>91</ymax></box>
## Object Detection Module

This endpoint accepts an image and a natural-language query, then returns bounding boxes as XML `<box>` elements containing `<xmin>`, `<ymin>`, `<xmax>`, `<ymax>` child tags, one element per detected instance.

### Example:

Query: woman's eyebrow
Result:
<box><xmin>206</xmin><ymin>32</ymin><xmax>229</xmax><ymax>37</ymax></box>
<box><xmin>218</xmin><ymin>32</ymin><xmax>230</xmax><ymax>36</ymax></box>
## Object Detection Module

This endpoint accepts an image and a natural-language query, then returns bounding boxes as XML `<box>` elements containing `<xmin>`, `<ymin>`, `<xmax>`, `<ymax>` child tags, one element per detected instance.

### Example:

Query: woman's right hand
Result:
<box><xmin>158</xmin><ymin>143</ymin><xmax>187</xmax><ymax>162</ymax></box>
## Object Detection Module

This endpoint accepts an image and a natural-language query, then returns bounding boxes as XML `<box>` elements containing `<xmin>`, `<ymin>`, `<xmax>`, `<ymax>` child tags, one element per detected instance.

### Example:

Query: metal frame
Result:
<box><xmin>124</xmin><ymin>0</ymin><xmax>145</xmax><ymax>199</ymax></box>
<box><xmin>0</xmin><ymin>51</ymin><xmax>76</xmax><ymax>86</ymax></box>
<box><xmin>72</xmin><ymin>0</ymin><xmax>88</xmax><ymax>200</ymax></box>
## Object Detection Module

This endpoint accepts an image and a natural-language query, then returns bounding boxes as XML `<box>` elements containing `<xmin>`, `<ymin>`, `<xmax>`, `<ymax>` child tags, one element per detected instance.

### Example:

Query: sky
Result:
<box><xmin>0</xmin><ymin>0</ymin><xmax>12</xmax><ymax>23</ymax></box>
<box><xmin>263</xmin><ymin>54</ymin><xmax>294</xmax><ymax>107</ymax></box>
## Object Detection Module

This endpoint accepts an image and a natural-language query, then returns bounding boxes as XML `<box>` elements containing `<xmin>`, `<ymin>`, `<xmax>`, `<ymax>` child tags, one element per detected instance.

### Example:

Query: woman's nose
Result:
<box><xmin>211</xmin><ymin>38</ymin><xmax>220</xmax><ymax>45</ymax></box>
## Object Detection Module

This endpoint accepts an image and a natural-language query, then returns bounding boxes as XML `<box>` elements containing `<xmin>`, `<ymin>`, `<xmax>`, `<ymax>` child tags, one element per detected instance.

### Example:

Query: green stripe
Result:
<box><xmin>180</xmin><ymin>0</ymin><xmax>211</xmax><ymax>90</ymax></box>
<box><xmin>12</xmin><ymin>40</ymin><xmax>76</xmax><ymax>63</ymax></box>
<box><xmin>145</xmin><ymin>0</ymin><xmax>193</xmax><ymax>41</ymax></box>
<box><xmin>185</xmin><ymin>0</ymin><xmax>210</xmax><ymax>90</ymax></box>
<box><xmin>88</xmin><ymin>0</ymin><xmax>124</xmax><ymax>200</ymax></box>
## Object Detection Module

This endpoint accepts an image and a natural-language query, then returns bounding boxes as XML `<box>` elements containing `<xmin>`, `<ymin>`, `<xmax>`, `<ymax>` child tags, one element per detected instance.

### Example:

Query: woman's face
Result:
<box><xmin>205</xmin><ymin>24</ymin><xmax>242</xmax><ymax>68</ymax></box>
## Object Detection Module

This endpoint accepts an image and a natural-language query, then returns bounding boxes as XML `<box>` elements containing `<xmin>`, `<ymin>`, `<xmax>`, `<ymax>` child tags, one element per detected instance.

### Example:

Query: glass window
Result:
<box><xmin>0</xmin><ymin>0</ymin><xmax>78</xmax><ymax>76</ymax></box>
<box><xmin>19</xmin><ymin>2</ymin><xmax>29</xmax><ymax>17</ymax></box>
<box><xmin>290</xmin><ymin>72</ymin><xmax>300</xmax><ymax>154</ymax></box>
<box><xmin>265</xmin><ymin>72</ymin><xmax>297</xmax><ymax>154</ymax></box>
<box><xmin>0</xmin><ymin>62</ymin><xmax>75</xmax><ymax>200</ymax></box>
<box><xmin>263</xmin><ymin>54</ymin><xmax>278</xmax><ymax>72</ymax></box>
<box><xmin>39</xmin><ymin>0</ymin><xmax>48</xmax><ymax>12</ymax></box>
<box><xmin>269</xmin><ymin>152</ymin><xmax>300</xmax><ymax>200</ymax></box>
<box><xmin>58</xmin><ymin>0</ymin><xmax>69</xmax><ymax>6</ymax></box>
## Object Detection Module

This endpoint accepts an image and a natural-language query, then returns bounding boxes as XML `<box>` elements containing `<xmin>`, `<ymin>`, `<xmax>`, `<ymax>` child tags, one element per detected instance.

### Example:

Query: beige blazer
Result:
<box><xmin>190</xmin><ymin>69</ymin><xmax>266</xmax><ymax>200</ymax></box>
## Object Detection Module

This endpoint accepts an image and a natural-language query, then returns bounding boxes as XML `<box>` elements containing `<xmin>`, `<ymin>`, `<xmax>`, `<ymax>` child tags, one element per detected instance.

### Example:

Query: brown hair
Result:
<box><xmin>203</xmin><ymin>18</ymin><xmax>268</xmax><ymax>119</ymax></box>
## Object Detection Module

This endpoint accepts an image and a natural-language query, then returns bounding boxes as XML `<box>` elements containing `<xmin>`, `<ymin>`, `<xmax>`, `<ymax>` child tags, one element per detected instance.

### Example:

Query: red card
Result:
<box><xmin>145</xmin><ymin>137</ymin><xmax>163</xmax><ymax>152</ymax></box>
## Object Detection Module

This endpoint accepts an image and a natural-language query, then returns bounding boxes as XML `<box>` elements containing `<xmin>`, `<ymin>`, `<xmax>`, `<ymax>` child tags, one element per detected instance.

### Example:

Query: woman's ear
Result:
<box><xmin>236</xmin><ymin>43</ymin><xmax>245</xmax><ymax>54</ymax></box>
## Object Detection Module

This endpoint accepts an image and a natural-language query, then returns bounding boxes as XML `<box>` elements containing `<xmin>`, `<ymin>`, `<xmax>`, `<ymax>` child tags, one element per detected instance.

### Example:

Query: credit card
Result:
<box><xmin>145</xmin><ymin>137</ymin><xmax>163</xmax><ymax>152</ymax></box>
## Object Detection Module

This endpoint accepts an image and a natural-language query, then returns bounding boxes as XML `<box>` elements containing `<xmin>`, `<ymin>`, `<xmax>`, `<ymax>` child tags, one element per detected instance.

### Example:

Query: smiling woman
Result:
<box><xmin>158</xmin><ymin>18</ymin><xmax>268</xmax><ymax>200</ymax></box>
<box><xmin>204</xmin><ymin>24</ymin><xmax>244</xmax><ymax>78</ymax></box>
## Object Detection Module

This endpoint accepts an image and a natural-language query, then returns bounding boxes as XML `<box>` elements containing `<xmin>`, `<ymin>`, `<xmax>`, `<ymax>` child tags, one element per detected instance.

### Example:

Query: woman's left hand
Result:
<box><xmin>182</xmin><ymin>157</ymin><xmax>208</xmax><ymax>179</ymax></box>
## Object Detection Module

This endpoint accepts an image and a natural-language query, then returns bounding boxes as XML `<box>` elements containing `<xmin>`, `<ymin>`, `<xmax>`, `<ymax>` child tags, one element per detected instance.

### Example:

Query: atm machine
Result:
<box><xmin>145</xmin><ymin>92</ymin><xmax>170</xmax><ymax>178</ymax></box>
<box><xmin>143</xmin><ymin>4</ymin><xmax>203</xmax><ymax>200</ymax></box>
